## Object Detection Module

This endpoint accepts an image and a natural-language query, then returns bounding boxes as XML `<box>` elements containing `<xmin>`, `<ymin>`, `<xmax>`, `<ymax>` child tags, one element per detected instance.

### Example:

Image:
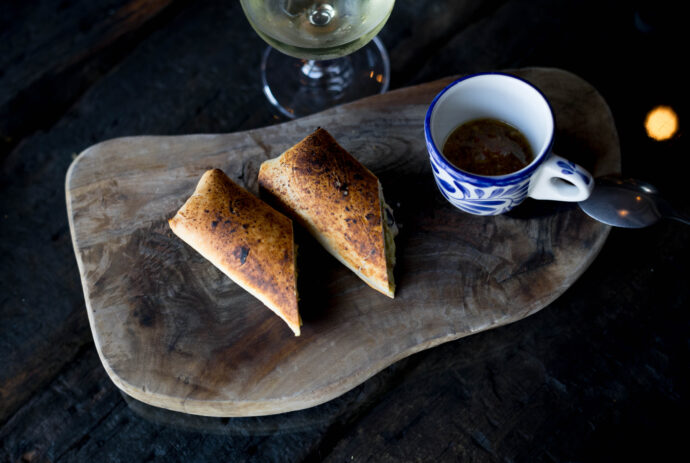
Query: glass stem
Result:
<box><xmin>299</xmin><ymin>57</ymin><xmax>354</xmax><ymax>99</ymax></box>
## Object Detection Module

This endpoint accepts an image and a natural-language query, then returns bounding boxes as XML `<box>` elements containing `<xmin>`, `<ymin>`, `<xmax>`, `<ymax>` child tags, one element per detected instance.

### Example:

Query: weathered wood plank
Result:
<box><xmin>381</xmin><ymin>0</ymin><xmax>508</xmax><ymax>88</ymax></box>
<box><xmin>0</xmin><ymin>336</ymin><xmax>417</xmax><ymax>462</ymax></box>
<box><xmin>0</xmin><ymin>0</ymin><xmax>187</xmax><ymax>158</ymax></box>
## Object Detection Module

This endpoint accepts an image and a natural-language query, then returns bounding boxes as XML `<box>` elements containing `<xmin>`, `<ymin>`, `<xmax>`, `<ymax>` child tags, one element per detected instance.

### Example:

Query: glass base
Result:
<box><xmin>261</xmin><ymin>36</ymin><xmax>390</xmax><ymax>119</ymax></box>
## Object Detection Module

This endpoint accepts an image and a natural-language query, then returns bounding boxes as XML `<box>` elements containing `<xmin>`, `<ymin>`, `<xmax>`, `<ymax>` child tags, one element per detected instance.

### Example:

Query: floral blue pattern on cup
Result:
<box><xmin>557</xmin><ymin>160</ymin><xmax>592</xmax><ymax>185</ymax></box>
<box><xmin>429</xmin><ymin>148</ymin><xmax>531</xmax><ymax>215</ymax></box>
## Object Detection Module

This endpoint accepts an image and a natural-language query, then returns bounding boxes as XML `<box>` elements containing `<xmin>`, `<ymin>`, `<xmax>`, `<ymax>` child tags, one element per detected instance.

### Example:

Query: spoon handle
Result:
<box><xmin>667</xmin><ymin>215</ymin><xmax>690</xmax><ymax>226</ymax></box>
<box><xmin>656</xmin><ymin>198</ymin><xmax>690</xmax><ymax>226</ymax></box>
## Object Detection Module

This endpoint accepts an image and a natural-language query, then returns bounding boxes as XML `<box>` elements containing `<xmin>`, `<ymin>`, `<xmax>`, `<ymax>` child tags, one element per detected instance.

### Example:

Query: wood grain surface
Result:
<box><xmin>65</xmin><ymin>67</ymin><xmax>620</xmax><ymax>417</ymax></box>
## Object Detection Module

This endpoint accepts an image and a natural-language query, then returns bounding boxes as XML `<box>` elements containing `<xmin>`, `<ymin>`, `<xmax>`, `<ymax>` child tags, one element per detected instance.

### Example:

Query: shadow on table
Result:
<box><xmin>121</xmin><ymin>391</ymin><xmax>349</xmax><ymax>435</ymax></box>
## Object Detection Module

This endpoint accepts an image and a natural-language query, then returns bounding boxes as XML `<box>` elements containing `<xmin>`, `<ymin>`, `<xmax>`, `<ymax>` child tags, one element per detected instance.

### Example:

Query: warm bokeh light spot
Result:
<box><xmin>618</xmin><ymin>209</ymin><xmax>630</xmax><ymax>218</ymax></box>
<box><xmin>645</xmin><ymin>105</ymin><xmax>678</xmax><ymax>140</ymax></box>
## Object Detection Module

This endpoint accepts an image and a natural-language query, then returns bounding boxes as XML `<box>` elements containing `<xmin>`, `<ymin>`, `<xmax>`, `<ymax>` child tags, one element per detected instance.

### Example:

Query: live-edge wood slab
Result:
<box><xmin>66</xmin><ymin>68</ymin><xmax>620</xmax><ymax>417</ymax></box>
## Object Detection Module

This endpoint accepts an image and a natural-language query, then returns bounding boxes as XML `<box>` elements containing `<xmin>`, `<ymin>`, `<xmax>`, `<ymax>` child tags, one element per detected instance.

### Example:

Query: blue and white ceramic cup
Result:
<box><xmin>424</xmin><ymin>73</ymin><xmax>593</xmax><ymax>216</ymax></box>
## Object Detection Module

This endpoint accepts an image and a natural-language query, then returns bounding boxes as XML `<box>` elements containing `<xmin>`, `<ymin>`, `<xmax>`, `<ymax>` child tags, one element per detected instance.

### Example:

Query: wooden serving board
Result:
<box><xmin>66</xmin><ymin>68</ymin><xmax>620</xmax><ymax>417</ymax></box>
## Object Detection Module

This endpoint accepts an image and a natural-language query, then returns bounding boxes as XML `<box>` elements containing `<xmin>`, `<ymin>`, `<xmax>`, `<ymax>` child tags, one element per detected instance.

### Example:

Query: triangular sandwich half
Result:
<box><xmin>258</xmin><ymin>128</ymin><xmax>396</xmax><ymax>298</ymax></box>
<box><xmin>168</xmin><ymin>168</ymin><xmax>301</xmax><ymax>335</ymax></box>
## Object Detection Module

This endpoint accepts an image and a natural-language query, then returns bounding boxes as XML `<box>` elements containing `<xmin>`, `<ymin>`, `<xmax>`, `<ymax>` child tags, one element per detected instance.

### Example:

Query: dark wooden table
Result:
<box><xmin>1</xmin><ymin>1</ymin><xmax>687</xmax><ymax>461</ymax></box>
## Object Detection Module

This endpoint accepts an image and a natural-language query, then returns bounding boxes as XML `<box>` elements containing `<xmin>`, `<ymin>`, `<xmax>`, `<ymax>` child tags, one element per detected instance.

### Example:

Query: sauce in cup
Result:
<box><xmin>442</xmin><ymin>118</ymin><xmax>534</xmax><ymax>176</ymax></box>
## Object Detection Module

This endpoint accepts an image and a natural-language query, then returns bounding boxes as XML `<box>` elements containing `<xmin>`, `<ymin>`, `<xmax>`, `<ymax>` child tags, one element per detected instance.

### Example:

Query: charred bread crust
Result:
<box><xmin>169</xmin><ymin>169</ymin><xmax>301</xmax><ymax>335</ymax></box>
<box><xmin>258</xmin><ymin>129</ymin><xmax>395</xmax><ymax>297</ymax></box>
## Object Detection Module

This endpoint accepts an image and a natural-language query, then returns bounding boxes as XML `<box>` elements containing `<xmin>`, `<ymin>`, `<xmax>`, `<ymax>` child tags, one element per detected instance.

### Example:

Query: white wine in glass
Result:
<box><xmin>240</xmin><ymin>0</ymin><xmax>396</xmax><ymax>118</ymax></box>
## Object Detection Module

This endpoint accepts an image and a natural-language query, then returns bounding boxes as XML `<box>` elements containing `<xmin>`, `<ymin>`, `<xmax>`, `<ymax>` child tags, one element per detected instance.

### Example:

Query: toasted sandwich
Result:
<box><xmin>258</xmin><ymin>128</ymin><xmax>396</xmax><ymax>298</ymax></box>
<box><xmin>168</xmin><ymin>168</ymin><xmax>301</xmax><ymax>335</ymax></box>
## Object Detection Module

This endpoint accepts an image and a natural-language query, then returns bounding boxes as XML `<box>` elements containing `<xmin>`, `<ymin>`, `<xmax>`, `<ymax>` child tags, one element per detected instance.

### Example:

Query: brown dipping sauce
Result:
<box><xmin>442</xmin><ymin>118</ymin><xmax>534</xmax><ymax>176</ymax></box>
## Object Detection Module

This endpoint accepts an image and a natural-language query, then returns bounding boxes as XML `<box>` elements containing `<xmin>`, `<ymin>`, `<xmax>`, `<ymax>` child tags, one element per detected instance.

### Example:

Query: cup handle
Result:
<box><xmin>528</xmin><ymin>153</ymin><xmax>594</xmax><ymax>201</ymax></box>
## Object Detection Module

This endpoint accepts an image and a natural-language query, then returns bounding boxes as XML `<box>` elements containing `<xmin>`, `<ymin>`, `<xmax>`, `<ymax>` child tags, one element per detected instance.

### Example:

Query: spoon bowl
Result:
<box><xmin>578</xmin><ymin>176</ymin><xmax>690</xmax><ymax>228</ymax></box>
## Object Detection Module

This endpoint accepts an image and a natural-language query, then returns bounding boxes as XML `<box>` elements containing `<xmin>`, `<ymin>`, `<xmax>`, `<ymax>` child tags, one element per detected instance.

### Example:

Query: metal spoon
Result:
<box><xmin>578</xmin><ymin>176</ymin><xmax>690</xmax><ymax>228</ymax></box>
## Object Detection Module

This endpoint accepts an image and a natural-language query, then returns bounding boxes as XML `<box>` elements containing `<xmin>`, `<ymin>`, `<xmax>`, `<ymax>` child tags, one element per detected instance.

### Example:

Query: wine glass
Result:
<box><xmin>240</xmin><ymin>0</ymin><xmax>396</xmax><ymax>119</ymax></box>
